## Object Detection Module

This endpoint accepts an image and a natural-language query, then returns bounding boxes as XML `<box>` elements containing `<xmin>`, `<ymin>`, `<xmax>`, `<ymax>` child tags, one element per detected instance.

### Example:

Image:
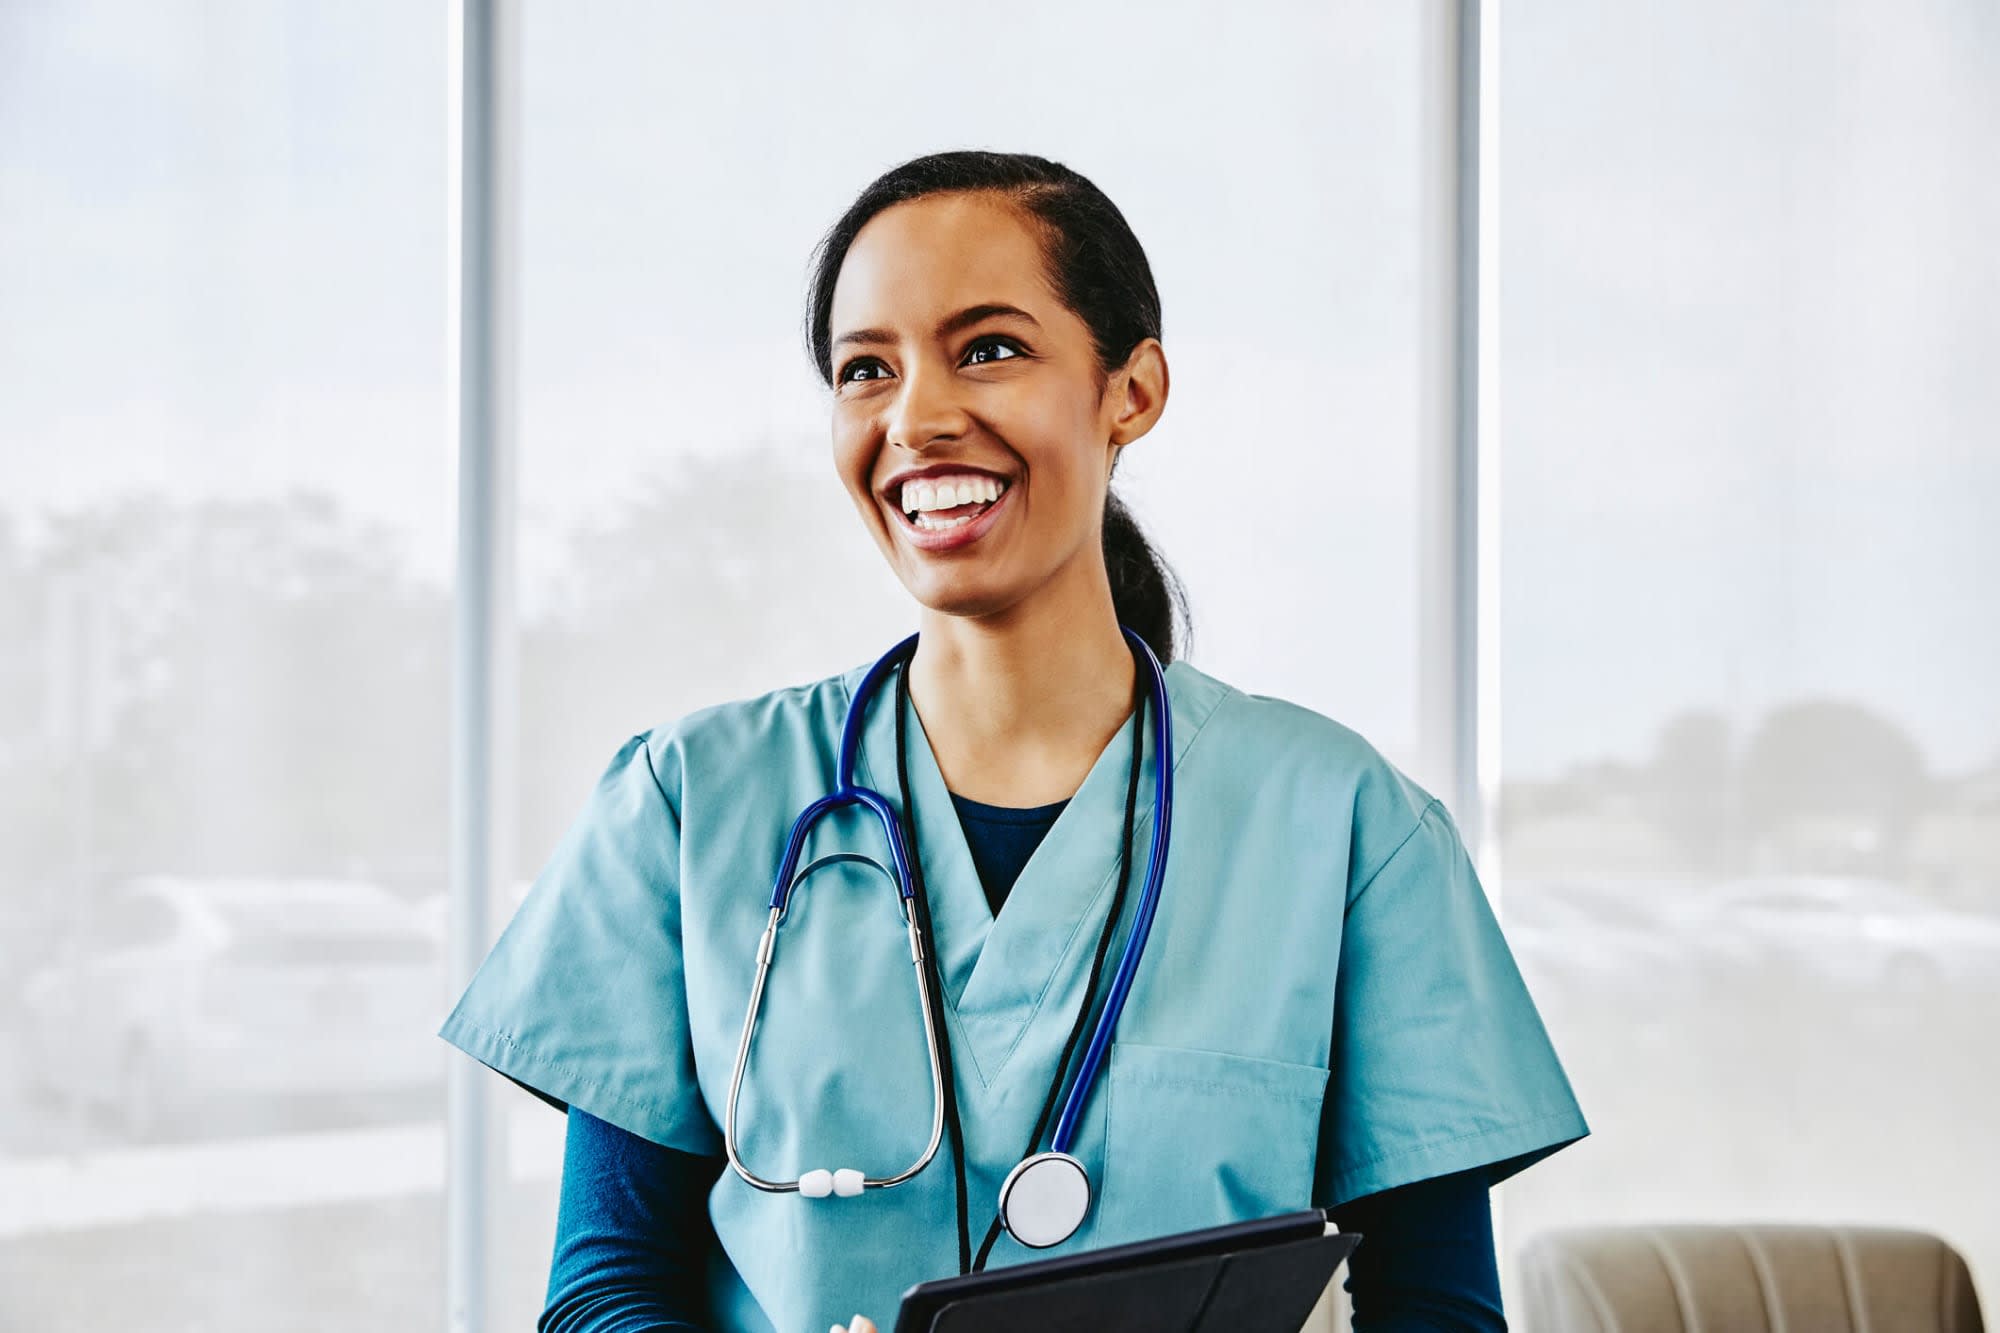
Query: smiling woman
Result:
<box><xmin>812</xmin><ymin>158</ymin><xmax>1183</xmax><ymax>677</ymax></box>
<box><xmin>440</xmin><ymin>150</ymin><xmax>1586</xmax><ymax>1333</ymax></box>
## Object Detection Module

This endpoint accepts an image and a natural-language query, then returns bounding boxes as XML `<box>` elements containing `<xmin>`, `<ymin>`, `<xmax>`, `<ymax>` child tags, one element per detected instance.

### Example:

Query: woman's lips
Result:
<box><xmin>890</xmin><ymin>484</ymin><xmax>1014</xmax><ymax>554</ymax></box>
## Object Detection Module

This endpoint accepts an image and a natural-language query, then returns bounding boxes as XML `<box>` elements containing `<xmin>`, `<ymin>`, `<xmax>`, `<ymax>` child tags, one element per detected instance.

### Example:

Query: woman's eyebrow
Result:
<box><xmin>832</xmin><ymin>302</ymin><xmax>1042</xmax><ymax>351</ymax></box>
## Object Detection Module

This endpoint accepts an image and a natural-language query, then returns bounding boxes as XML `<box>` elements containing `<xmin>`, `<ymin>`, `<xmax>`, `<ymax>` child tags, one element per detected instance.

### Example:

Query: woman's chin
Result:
<box><xmin>899</xmin><ymin>571</ymin><xmax>1024</xmax><ymax>623</ymax></box>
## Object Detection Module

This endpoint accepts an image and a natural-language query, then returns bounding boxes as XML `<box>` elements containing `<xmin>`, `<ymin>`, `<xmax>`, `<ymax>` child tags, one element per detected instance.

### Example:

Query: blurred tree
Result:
<box><xmin>1646</xmin><ymin>709</ymin><xmax>1739</xmax><ymax>872</ymax></box>
<box><xmin>516</xmin><ymin>444</ymin><xmax>899</xmax><ymax>870</ymax></box>
<box><xmin>6</xmin><ymin>491</ymin><xmax>450</xmax><ymax>893</ymax></box>
<box><xmin>1738</xmin><ymin>698</ymin><xmax>1930</xmax><ymax>876</ymax></box>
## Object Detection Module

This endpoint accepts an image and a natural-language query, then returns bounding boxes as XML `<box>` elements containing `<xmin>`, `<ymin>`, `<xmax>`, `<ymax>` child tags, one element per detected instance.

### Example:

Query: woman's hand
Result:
<box><xmin>831</xmin><ymin>1317</ymin><xmax>878</xmax><ymax>1333</ymax></box>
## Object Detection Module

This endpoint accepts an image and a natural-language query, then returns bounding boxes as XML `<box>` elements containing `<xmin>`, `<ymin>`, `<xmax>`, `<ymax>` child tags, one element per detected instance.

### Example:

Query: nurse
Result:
<box><xmin>441</xmin><ymin>150</ymin><xmax>1589</xmax><ymax>1333</ymax></box>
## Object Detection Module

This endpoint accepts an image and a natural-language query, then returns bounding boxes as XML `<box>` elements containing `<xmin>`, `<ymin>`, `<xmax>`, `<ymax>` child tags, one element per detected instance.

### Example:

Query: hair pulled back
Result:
<box><xmin>805</xmin><ymin>150</ymin><xmax>1191</xmax><ymax>665</ymax></box>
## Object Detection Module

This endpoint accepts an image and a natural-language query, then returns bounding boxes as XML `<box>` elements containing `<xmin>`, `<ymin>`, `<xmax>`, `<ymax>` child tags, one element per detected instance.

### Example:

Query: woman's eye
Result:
<box><xmin>838</xmin><ymin>358</ymin><xmax>890</xmax><ymax>384</ymax></box>
<box><xmin>963</xmin><ymin>337</ymin><xmax>1023</xmax><ymax>367</ymax></box>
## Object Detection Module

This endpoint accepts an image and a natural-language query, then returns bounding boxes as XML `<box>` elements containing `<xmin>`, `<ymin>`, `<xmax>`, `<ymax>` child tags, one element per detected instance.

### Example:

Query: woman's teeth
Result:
<box><xmin>899</xmin><ymin>474</ymin><xmax>1006</xmax><ymax>530</ymax></box>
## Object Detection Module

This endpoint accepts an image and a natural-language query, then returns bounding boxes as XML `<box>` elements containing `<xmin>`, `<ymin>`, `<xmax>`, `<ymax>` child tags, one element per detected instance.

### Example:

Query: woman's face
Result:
<box><xmin>827</xmin><ymin>192</ymin><xmax>1165</xmax><ymax>622</ymax></box>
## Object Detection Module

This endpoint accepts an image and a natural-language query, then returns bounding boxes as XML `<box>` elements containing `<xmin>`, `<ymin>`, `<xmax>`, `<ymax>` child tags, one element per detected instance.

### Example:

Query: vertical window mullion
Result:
<box><xmin>447</xmin><ymin>4</ymin><xmax>519</xmax><ymax>1332</ymax></box>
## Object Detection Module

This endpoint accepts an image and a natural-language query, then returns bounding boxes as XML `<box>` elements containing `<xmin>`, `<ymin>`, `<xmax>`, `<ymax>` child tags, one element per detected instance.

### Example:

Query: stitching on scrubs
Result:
<box><xmin>1110</xmin><ymin>1043</ymin><xmax>1328</xmax><ymax>1099</ymax></box>
<box><xmin>1343</xmin><ymin>798</ymin><xmax>1443</xmax><ymax>915</ymax></box>
<box><xmin>1115</xmin><ymin>1040</ymin><xmax>1331</xmax><ymax>1081</ymax></box>
<box><xmin>455</xmin><ymin>1015</ymin><xmax>719</xmax><ymax>1133</ymax></box>
<box><xmin>1331</xmin><ymin>1106</ymin><xmax>1583</xmax><ymax>1185</ymax></box>
<box><xmin>462</xmin><ymin>1019</ymin><xmax>619</xmax><ymax>1103</ymax></box>
<box><xmin>1114</xmin><ymin>1072</ymin><xmax>1326</xmax><ymax>1100</ymax></box>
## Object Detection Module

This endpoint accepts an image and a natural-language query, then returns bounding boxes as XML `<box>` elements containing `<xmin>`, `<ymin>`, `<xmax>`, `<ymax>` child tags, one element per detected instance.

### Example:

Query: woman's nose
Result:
<box><xmin>884</xmin><ymin>360</ymin><xmax>970</xmax><ymax>452</ymax></box>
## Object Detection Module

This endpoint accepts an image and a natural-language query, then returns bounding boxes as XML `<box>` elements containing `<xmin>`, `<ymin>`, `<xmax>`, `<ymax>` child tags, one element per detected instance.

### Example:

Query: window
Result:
<box><xmin>1496</xmin><ymin>0</ymin><xmax>2000</xmax><ymax>1312</ymax></box>
<box><xmin>0</xmin><ymin>5</ymin><xmax>448</xmax><ymax>1327</ymax></box>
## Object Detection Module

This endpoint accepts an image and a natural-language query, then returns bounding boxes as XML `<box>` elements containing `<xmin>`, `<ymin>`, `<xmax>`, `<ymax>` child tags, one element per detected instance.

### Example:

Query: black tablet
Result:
<box><xmin>893</xmin><ymin>1210</ymin><xmax>1361</xmax><ymax>1333</ymax></box>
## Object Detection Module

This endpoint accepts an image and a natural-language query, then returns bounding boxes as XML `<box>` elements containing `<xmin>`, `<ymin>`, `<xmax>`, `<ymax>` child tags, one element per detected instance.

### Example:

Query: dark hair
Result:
<box><xmin>804</xmin><ymin>150</ymin><xmax>1192</xmax><ymax>665</ymax></box>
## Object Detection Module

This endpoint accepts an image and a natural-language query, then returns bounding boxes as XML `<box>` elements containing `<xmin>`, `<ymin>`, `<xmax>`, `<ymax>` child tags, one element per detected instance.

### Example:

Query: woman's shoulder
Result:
<box><xmin>1175</xmin><ymin>661</ymin><xmax>1444</xmax><ymax>853</ymax></box>
<box><xmin>1176</xmin><ymin>660</ymin><xmax>1392</xmax><ymax>766</ymax></box>
<box><xmin>624</xmin><ymin>661</ymin><xmax>869</xmax><ymax>795</ymax></box>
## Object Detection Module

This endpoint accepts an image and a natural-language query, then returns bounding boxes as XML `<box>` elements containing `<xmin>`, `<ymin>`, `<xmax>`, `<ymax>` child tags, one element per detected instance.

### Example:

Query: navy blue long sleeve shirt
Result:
<box><xmin>541</xmin><ymin>792</ymin><xmax>1507</xmax><ymax>1331</ymax></box>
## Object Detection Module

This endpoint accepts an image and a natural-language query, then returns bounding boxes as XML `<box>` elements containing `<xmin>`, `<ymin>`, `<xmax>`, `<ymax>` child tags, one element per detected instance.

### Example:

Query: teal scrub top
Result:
<box><xmin>440</xmin><ymin>656</ymin><xmax>1589</xmax><ymax>1332</ymax></box>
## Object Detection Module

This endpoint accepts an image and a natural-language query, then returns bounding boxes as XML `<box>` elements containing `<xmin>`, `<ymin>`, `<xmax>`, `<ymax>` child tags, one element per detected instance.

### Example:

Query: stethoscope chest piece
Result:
<box><xmin>998</xmin><ymin>1151</ymin><xmax>1091</xmax><ymax>1249</ymax></box>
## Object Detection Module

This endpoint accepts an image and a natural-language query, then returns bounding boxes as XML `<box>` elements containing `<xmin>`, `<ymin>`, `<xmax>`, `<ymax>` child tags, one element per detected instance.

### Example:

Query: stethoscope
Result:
<box><xmin>724</xmin><ymin>626</ymin><xmax>1174</xmax><ymax>1270</ymax></box>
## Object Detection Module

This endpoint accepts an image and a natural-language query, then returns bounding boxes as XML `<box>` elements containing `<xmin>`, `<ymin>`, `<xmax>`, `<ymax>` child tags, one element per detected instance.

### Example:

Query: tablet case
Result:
<box><xmin>895</xmin><ymin>1211</ymin><xmax>1361</xmax><ymax>1333</ymax></box>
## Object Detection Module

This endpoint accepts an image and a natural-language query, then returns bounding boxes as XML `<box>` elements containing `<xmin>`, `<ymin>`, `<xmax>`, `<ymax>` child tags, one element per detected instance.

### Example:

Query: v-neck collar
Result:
<box><xmin>845</xmin><ymin>653</ymin><xmax>1227</xmax><ymax>1090</ymax></box>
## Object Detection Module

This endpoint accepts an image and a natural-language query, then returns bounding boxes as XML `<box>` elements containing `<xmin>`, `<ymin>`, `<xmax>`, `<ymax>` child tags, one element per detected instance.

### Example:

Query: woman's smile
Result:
<box><xmin>886</xmin><ymin>470</ymin><xmax>1017</xmax><ymax>553</ymax></box>
<box><xmin>880</xmin><ymin>462</ymin><xmax>1017</xmax><ymax>551</ymax></box>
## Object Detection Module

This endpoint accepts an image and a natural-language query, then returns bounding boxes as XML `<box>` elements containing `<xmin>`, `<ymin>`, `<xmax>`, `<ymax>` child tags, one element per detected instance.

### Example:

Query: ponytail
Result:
<box><xmin>1103</xmin><ymin>490</ymin><xmax>1188</xmax><ymax>665</ymax></box>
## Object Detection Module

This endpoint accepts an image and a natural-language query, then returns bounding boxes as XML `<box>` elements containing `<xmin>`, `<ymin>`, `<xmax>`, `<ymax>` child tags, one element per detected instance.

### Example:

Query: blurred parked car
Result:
<box><xmin>20</xmin><ymin>877</ymin><xmax>444</xmax><ymax>1140</ymax></box>
<box><xmin>1507</xmin><ymin>874</ymin><xmax>1705</xmax><ymax>992</ymax></box>
<box><xmin>1672</xmin><ymin>873</ymin><xmax>2000</xmax><ymax>1001</ymax></box>
<box><xmin>1501</xmin><ymin>869</ymin><xmax>2000</xmax><ymax>1145</ymax></box>
<box><xmin>1506</xmin><ymin>871</ymin><xmax>2000</xmax><ymax>1002</ymax></box>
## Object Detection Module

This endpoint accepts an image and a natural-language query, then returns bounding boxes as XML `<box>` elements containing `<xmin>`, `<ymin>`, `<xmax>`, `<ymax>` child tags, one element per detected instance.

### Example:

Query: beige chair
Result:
<box><xmin>1518</xmin><ymin>1224</ymin><xmax>1985</xmax><ymax>1333</ymax></box>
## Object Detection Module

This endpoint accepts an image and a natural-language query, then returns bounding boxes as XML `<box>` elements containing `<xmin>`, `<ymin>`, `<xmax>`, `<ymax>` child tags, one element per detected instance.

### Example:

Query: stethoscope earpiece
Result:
<box><xmin>799</xmin><ymin>1168</ymin><xmax>866</xmax><ymax>1199</ymax></box>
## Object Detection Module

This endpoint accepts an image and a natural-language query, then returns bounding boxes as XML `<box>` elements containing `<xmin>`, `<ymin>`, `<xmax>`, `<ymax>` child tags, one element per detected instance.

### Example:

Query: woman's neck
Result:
<box><xmin>906</xmin><ymin>571</ymin><xmax>1138</xmax><ymax>808</ymax></box>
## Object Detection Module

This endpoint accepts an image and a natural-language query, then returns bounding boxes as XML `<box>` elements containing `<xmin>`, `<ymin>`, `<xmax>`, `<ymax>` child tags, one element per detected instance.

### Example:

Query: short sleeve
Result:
<box><xmin>438</xmin><ymin>731</ymin><xmax>723</xmax><ymax>1158</ymax></box>
<box><xmin>1315</xmin><ymin>799</ymin><xmax>1588</xmax><ymax>1207</ymax></box>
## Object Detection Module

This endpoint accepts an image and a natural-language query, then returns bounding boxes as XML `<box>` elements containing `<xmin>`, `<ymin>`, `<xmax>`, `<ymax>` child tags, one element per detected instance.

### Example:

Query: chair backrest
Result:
<box><xmin>1517</xmin><ymin>1224</ymin><xmax>1985</xmax><ymax>1333</ymax></box>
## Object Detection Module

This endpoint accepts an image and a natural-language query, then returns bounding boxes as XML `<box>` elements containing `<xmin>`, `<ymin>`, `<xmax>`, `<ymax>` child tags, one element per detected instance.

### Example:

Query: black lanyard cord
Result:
<box><xmin>947</xmin><ymin>651</ymin><xmax>1149</xmax><ymax>1274</ymax></box>
<box><xmin>893</xmin><ymin>656</ymin><xmax>974</xmax><ymax>1275</ymax></box>
<box><xmin>895</xmin><ymin>645</ymin><xmax>1151</xmax><ymax>1275</ymax></box>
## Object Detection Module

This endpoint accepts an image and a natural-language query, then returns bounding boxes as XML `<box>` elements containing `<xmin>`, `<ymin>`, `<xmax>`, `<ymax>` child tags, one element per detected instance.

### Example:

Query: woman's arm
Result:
<box><xmin>541</xmin><ymin>1106</ymin><xmax>723</xmax><ymax>1333</ymax></box>
<box><xmin>1327</xmin><ymin>1166</ymin><xmax>1507</xmax><ymax>1332</ymax></box>
<box><xmin>541</xmin><ymin>1111</ymin><xmax>1502</xmax><ymax>1332</ymax></box>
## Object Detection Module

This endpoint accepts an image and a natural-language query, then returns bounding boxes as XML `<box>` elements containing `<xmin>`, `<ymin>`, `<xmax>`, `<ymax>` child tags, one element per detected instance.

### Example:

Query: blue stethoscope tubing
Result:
<box><xmin>724</xmin><ymin>626</ymin><xmax>1174</xmax><ymax>1240</ymax></box>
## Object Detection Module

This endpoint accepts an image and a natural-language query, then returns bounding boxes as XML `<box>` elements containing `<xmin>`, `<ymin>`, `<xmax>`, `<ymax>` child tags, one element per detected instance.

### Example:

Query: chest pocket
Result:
<box><xmin>1094</xmin><ymin>1041</ymin><xmax>1329</xmax><ymax>1248</ymax></box>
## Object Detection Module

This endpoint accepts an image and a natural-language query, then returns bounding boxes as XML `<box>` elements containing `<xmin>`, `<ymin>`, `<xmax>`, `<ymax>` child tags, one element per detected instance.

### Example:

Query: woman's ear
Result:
<box><xmin>1107</xmin><ymin>338</ymin><xmax>1169</xmax><ymax>447</ymax></box>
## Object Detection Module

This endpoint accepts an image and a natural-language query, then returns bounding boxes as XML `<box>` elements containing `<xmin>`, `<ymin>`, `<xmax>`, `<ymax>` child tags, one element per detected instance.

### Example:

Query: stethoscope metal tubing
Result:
<box><xmin>725</xmin><ymin>900</ymin><xmax>949</xmax><ymax>1194</ymax></box>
